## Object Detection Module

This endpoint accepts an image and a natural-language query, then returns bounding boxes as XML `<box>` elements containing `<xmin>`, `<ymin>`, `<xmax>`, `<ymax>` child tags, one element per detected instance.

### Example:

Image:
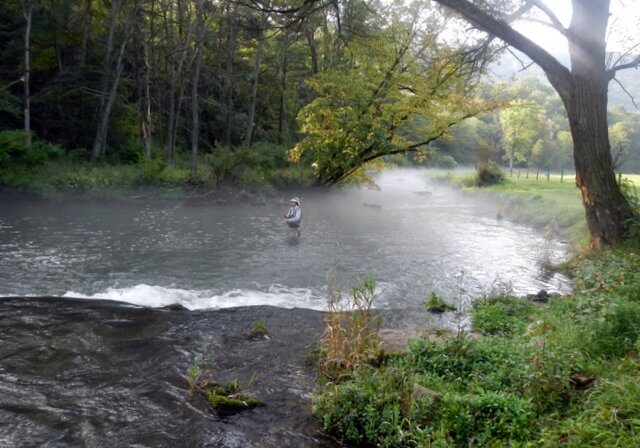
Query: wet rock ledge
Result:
<box><xmin>0</xmin><ymin>297</ymin><xmax>431</xmax><ymax>448</ymax></box>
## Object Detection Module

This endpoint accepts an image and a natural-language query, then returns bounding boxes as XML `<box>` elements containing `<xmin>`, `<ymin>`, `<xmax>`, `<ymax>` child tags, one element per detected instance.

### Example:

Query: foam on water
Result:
<box><xmin>63</xmin><ymin>283</ymin><xmax>328</xmax><ymax>310</ymax></box>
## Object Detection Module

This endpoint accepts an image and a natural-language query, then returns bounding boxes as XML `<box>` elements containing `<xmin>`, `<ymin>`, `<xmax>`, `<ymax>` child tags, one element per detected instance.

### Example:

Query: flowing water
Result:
<box><xmin>0</xmin><ymin>170</ymin><xmax>570</xmax><ymax>308</ymax></box>
<box><xmin>0</xmin><ymin>169</ymin><xmax>572</xmax><ymax>447</ymax></box>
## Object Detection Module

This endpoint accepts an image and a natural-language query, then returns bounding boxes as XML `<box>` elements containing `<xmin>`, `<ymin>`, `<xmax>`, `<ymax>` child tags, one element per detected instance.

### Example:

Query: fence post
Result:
<box><xmin>560</xmin><ymin>168</ymin><xmax>564</xmax><ymax>183</ymax></box>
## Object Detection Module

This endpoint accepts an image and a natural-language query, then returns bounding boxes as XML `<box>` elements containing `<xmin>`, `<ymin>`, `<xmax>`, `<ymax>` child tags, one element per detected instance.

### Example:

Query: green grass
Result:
<box><xmin>474</xmin><ymin>175</ymin><xmax>586</xmax><ymax>242</ymax></box>
<box><xmin>437</xmin><ymin>170</ymin><xmax>640</xmax><ymax>245</ymax></box>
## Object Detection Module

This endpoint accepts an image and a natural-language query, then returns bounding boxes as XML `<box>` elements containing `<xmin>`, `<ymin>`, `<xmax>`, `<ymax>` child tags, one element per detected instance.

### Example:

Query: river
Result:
<box><xmin>0</xmin><ymin>169</ymin><xmax>571</xmax><ymax>447</ymax></box>
<box><xmin>0</xmin><ymin>170</ymin><xmax>570</xmax><ymax>309</ymax></box>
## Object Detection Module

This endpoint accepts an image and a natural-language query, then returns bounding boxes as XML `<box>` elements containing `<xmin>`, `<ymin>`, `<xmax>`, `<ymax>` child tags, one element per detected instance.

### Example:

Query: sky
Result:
<box><xmin>513</xmin><ymin>0</ymin><xmax>640</xmax><ymax>56</ymax></box>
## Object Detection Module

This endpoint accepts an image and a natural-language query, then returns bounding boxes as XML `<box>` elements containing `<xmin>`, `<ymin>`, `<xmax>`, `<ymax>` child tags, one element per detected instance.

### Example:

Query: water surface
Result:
<box><xmin>0</xmin><ymin>170</ymin><xmax>570</xmax><ymax>310</ymax></box>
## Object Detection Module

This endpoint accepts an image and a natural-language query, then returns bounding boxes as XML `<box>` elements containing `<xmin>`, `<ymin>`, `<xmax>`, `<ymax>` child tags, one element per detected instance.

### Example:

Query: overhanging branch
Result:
<box><xmin>433</xmin><ymin>0</ymin><xmax>572</xmax><ymax>95</ymax></box>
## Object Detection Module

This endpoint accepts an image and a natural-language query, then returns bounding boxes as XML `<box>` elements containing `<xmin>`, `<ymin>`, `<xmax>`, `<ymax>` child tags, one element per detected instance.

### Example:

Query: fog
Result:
<box><xmin>0</xmin><ymin>169</ymin><xmax>570</xmax><ymax>311</ymax></box>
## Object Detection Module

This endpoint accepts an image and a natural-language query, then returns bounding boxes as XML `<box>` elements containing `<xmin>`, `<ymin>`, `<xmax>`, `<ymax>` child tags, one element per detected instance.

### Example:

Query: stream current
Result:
<box><xmin>0</xmin><ymin>170</ymin><xmax>570</xmax><ymax>308</ymax></box>
<box><xmin>0</xmin><ymin>169</ymin><xmax>571</xmax><ymax>447</ymax></box>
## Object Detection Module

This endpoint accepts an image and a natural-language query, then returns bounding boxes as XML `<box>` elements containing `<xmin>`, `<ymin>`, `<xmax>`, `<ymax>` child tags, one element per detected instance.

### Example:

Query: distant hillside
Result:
<box><xmin>488</xmin><ymin>52</ymin><xmax>640</xmax><ymax>111</ymax></box>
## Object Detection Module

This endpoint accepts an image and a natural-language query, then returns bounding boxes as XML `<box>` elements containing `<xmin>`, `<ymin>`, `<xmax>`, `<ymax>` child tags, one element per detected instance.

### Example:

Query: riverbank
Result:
<box><xmin>0</xmin><ymin>155</ymin><xmax>316</xmax><ymax>202</ymax></box>
<box><xmin>435</xmin><ymin>171</ymin><xmax>640</xmax><ymax>246</ymax></box>
<box><xmin>312</xmin><ymin>174</ymin><xmax>640</xmax><ymax>446</ymax></box>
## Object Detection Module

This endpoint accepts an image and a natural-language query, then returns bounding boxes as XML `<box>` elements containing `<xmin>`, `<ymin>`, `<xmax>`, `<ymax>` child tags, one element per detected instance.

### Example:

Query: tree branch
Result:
<box><xmin>608</xmin><ymin>54</ymin><xmax>640</xmax><ymax>76</ymax></box>
<box><xmin>611</xmin><ymin>77</ymin><xmax>639</xmax><ymax>110</ymax></box>
<box><xmin>526</xmin><ymin>0</ymin><xmax>568</xmax><ymax>36</ymax></box>
<box><xmin>433</xmin><ymin>0</ymin><xmax>572</xmax><ymax>95</ymax></box>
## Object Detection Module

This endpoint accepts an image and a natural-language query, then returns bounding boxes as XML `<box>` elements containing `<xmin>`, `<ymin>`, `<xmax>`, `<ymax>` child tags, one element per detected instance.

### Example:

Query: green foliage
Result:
<box><xmin>319</xmin><ymin>365</ymin><xmax>445</xmax><ymax>447</ymax></box>
<box><xmin>572</xmin><ymin>249</ymin><xmax>640</xmax><ymax>301</ymax></box>
<box><xmin>475</xmin><ymin>160</ymin><xmax>504</xmax><ymax>186</ymax></box>
<box><xmin>0</xmin><ymin>130</ymin><xmax>63</xmax><ymax>170</ymax></box>
<box><xmin>249</xmin><ymin>318</ymin><xmax>269</xmax><ymax>338</ymax></box>
<box><xmin>439</xmin><ymin>389</ymin><xmax>534</xmax><ymax>446</ymax></box>
<box><xmin>405</xmin><ymin>336</ymin><xmax>529</xmax><ymax>391</ymax></box>
<box><xmin>317</xmin><ymin>336</ymin><xmax>537</xmax><ymax>447</ymax></box>
<box><xmin>472</xmin><ymin>296</ymin><xmax>535</xmax><ymax>336</ymax></box>
<box><xmin>186</xmin><ymin>358</ymin><xmax>265</xmax><ymax>415</ymax></box>
<box><xmin>0</xmin><ymin>130</ymin><xmax>64</xmax><ymax>190</ymax></box>
<box><xmin>289</xmin><ymin>11</ymin><xmax>493</xmax><ymax>186</ymax></box>
<box><xmin>423</xmin><ymin>292</ymin><xmax>456</xmax><ymax>313</ymax></box>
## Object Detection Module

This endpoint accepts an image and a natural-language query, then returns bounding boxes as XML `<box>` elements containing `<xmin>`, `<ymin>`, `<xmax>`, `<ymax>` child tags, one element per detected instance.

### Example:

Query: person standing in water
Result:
<box><xmin>284</xmin><ymin>197</ymin><xmax>302</xmax><ymax>234</ymax></box>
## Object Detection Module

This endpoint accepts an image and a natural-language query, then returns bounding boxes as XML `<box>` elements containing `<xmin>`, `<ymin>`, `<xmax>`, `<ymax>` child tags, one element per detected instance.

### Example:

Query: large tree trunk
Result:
<box><xmin>561</xmin><ymin>0</ymin><xmax>636</xmax><ymax>246</ymax></box>
<box><xmin>432</xmin><ymin>0</ymin><xmax>638</xmax><ymax>246</ymax></box>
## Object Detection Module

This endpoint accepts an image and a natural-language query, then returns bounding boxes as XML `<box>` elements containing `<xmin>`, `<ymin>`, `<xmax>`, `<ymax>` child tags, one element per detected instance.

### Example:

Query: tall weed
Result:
<box><xmin>320</xmin><ymin>273</ymin><xmax>381</xmax><ymax>382</ymax></box>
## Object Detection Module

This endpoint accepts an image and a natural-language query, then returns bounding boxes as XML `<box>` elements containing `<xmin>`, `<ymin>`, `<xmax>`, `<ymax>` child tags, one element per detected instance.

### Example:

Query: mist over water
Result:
<box><xmin>0</xmin><ymin>169</ymin><xmax>570</xmax><ymax>309</ymax></box>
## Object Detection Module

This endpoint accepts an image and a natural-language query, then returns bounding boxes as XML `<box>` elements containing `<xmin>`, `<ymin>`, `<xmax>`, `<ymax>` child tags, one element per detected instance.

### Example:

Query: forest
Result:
<box><xmin>2</xmin><ymin>0</ymin><xmax>639</xmax><ymax>195</ymax></box>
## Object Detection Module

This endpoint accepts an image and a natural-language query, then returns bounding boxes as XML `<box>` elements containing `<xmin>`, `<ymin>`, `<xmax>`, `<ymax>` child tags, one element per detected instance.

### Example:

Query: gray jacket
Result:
<box><xmin>285</xmin><ymin>206</ymin><xmax>302</xmax><ymax>228</ymax></box>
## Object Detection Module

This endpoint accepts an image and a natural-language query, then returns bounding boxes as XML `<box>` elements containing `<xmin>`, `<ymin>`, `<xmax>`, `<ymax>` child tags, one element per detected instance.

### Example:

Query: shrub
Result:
<box><xmin>475</xmin><ymin>161</ymin><xmax>504</xmax><ymax>186</ymax></box>
<box><xmin>0</xmin><ymin>130</ymin><xmax>63</xmax><ymax>172</ymax></box>
<box><xmin>136</xmin><ymin>158</ymin><xmax>167</xmax><ymax>184</ymax></box>
<box><xmin>405</xmin><ymin>336</ymin><xmax>528</xmax><ymax>391</ymax></box>
<box><xmin>315</xmin><ymin>367</ymin><xmax>435</xmax><ymax>448</ymax></box>
<box><xmin>439</xmin><ymin>389</ymin><xmax>534</xmax><ymax>446</ymax></box>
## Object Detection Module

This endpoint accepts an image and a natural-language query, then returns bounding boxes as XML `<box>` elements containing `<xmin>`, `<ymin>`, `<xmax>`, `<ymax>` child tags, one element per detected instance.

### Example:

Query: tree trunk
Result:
<box><xmin>79</xmin><ymin>0</ymin><xmax>92</xmax><ymax>68</ymax></box>
<box><xmin>91</xmin><ymin>0</ymin><xmax>120</xmax><ymax>162</ymax></box>
<box><xmin>92</xmin><ymin>22</ymin><xmax>130</xmax><ymax>161</ymax></box>
<box><xmin>190</xmin><ymin>0</ymin><xmax>205</xmax><ymax>177</ymax></box>
<box><xmin>305</xmin><ymin>26</ymin><xmax>319</xmax><ymax>75</ymax></box>
<box><xmin>560</xmin><ymin>0</ymin><xmax>636</xmax><ymax>245</ymax></box>
<box><xmin>141</xmin><ymin>39</ymin><xmax>153</xmax><ymax>160</ymax></box>
<box><xmin>22</xmin><ymin>0</ymin><xmax>32</xmax><ymax>149</ymax></box>
<box><xmin>277</xmin><ymin>49</ymin><xmax>289</xmax><ymax>142</ymax></box>
<box><xmin>564</xmin><ymin>81</ymin><xmax>634</xmax><ymax>245</ymax></box>
<box><xmin>431</xmin><ymin>0</ymin><xmax>638</xmax><ymax>245</ymax></box>
<box><xmin>166</xmin><ymin>0</ymin><xmax>192</xmax><ymax>164</ymax></box>
<box><xmin>223</xmin><ymin>1</ymin><xmax>237</xmax><ymax>149</ymax></box>
<box><xmin>243</xmin><ymin>11</ymin><xmax>267</xmax><ymax>149</ymax></box>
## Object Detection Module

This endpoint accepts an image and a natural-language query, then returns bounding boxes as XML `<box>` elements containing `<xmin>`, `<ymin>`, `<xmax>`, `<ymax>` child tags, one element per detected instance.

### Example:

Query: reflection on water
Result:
<box><xmin>0</xmin><ymin>169</ymin><xmax>571</xmax><ymax>309</ymax></box>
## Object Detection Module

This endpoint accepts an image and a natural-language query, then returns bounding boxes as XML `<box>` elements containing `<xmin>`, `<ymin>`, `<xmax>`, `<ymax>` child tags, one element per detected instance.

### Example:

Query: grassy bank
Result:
<box><xmin>315</xmin><ymin>248</ymin><xmax>640</xmax><ymax>447</ymax></box>
<box><xmin>436</xmin><ymin>171</ymin><xmax>639</xmax><ymax>245</ymax></box>
<box><xmin>314</xmin><ymin>173</ymin><xmax>640</xmax><ymax>447</ymax></box>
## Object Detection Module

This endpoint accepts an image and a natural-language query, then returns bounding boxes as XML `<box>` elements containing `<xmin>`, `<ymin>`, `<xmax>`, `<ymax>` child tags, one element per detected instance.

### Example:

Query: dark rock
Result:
<box><xmin>570</xmin><ymin>374</ymin><xmax>597</xmax><ymax>389</ymax></box>
<box><xmin>527</xmin><ymin>289</ymin><xmax>550</xmax><ymax>303</ymax></box>
<box><xmin>162</xmin><ymin>303</ymin><xmax>189</xmax><ymax>311</ymax></box>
